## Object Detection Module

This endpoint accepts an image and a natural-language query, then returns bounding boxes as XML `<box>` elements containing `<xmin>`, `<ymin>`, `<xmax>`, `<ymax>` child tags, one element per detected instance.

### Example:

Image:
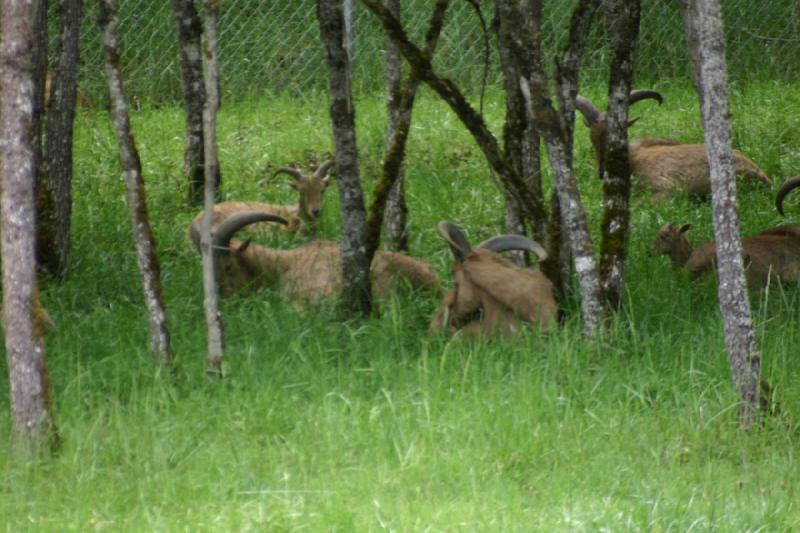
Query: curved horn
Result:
<box><xmin>629</xmin><ymin>89</ymin><xmax>663</xmax><ymax>106</ymax></box>
<box><xmin>313</xmin><ymin>160</ymin><xmax>335</xmax><ymax>179</ymax></box>
<box><xmin>476</xmin><ymin>235</ymin><xmax>548</xmax><ymax>262</ymax></box>
<box><xmin>575</xmin><ymin>95</ymin><xmax>601</xmax><ymax>126</ymax></box>
<box><xmin>776</xmin><ymin>176</ymin><xmax>800</xmax><ymax>216</ymax></box>
<box><xmin>273</xmin><ymin>166</ymin><xmax>306</xmax><ymax>181</ymax></box>
<box><xmin>437</xmin><ymin>220</ymin><xmax>472</xmax><ymax>260</ymax></box>
<box><xmin>211</xmin><ymin>211</ymin><xmax>289</xmax><ymax>250</ymax></box>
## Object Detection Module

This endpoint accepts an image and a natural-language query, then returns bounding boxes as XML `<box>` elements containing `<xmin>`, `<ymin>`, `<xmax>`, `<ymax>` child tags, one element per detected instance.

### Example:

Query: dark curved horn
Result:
<box><xmin>629</xmin><ymin>89</ymin><xmax>663</xmax><ymax>106</ymax></box>
<box><xmin>776</xmin><ymin>176</ymin><xmax>800</xmax><ymax>216</ymax></box>
<box><xmin>313</xmin><ymin>160</ymin><xmax>335</xmax><ymax>179</ymax></box>
<box><xmin>437</xmin><ymin>220</ymin><xmax>472</xmax><ymax>260</ymax></box>
<box><xmin>273</xmin><ymin>166</ymin><xmax>306</xmax><ymax>181</ymax></box>
<box><xmin>476</xmin><ymin>235</ymin><xmax>548</xmax><ymax>262</ymax></box>
<box><xmin>211</xmin><ymin>211</ymin><xmax>289</xmax><ymax>249</ymax></box>
<box><xmin>575</xmin><ymin>95</ymin><xmax>601</xmax><ymax>126</ymax></box>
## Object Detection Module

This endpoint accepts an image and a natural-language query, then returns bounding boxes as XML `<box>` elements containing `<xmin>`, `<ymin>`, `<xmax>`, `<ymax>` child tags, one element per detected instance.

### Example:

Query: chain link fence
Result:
<box><xmin>71</xmin><ymin>1</ymin><xmax>800</xmax><ymax>104</ymax></box>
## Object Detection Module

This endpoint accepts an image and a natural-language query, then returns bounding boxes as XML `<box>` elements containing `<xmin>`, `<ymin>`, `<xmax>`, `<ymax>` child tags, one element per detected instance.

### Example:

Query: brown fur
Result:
<box><xmin>577</xmin><ymin>92</ymin><xmax>772</xmax><ymax>199</ymax></box>
<box><xmin>430</xmin><ymin>223</ymin><xmax>557</xmax><ymax>337</ymax></box>
<box><xmin>648</xmin><ymin>222</ymin><xmax>800</xmax><ymax>286</ymax></box>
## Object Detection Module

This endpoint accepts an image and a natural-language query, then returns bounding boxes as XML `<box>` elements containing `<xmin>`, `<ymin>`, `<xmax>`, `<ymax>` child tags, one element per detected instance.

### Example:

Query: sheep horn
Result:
<box><xmin>476</xmin><ymin>235</ymin><xmax>548</xmax><ymax>262</ymax></box>
<box><xmin>313</xmin><ymin>160</ymin><xmax>335</xmax><ymax>180</ymax></box>
<box><xmin>211</xmin><ymin>211</ymin><xmax>289</xmax><ymax>250</ymax></box>
<box><xmin>437</xmin><ymin>220</ymin><xmax>473</xmax><ymax>260</ymax></box>
<box><xmin>575</xmin><ymin>95</ymin><xmax>601</xmax><ymax>126</ymax></box>
<box><xmin>629</xmin><ymin>89</ymin><xmax>663</xmax><ymax>106</ymax></box>
<box><xmin>776</xmin><ymin>175</ymin><xmax>800</xmax><ymax>216</ymax></box>
<box><xmin>273</xmin><ymin>166</ymin><xmax>306</xmax><ymax>181</ymax></box>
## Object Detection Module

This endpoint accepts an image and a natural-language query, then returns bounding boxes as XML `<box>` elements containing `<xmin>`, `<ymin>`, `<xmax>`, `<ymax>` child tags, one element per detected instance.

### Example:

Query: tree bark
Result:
<box><xmin>37</xmin><ymin>0</ymin><xmax>84</xmax><ymax>277</ymax></box>
<box><xmin>318</xmin><ymin>0</ymin><xmax>372</xmax><ymax>314</ymax></box>
<box><xmin>381</xmin><ymin>0</ymin><xmax>409</xmax><ymax>252</ymax></box>
<box><xmin>520</xmin><ymin>0</ymin><xmax>604</xmax><ymax>336</ymax></box>
<box><xmin>1</xmin><ymin>0</ymin><xmax>59</xmax><ymax>454</ymax></box>
<box><xmin>171</xmin><ymin>0</ymin><xmax>217</xmax><ymax>206</ymax></box>
<box><xmin>366</xmin><ymin>0</ymin><xmax>448</xmax><ymax>261</ymax></box>
<box><xmin>598</xmin><ymin>0</ymin><xmax>639</xmax><ymax>311</ymax></box>
<box><xmin>98</xmin><ymin>0</ymin><xmax>173</xmax><ymax>366</ymax></box>
<box><xmin>677</xmin><ymin>0</ymin><xmax>703</xmax><ymax>108</ymax></box>
<box><xmin>688</xmin><ymin>0</ymin><xmax>761</xmax><ymax>427</ymax></box>
<box><xmin>201</xmin><ymin>0</ymin><xmax>225</xmax><ymax>378</ymax></box>
<box><xmin>362</xmin><ymin>0</ymin><xmax>548</xmax><ymax>236</ymax></box>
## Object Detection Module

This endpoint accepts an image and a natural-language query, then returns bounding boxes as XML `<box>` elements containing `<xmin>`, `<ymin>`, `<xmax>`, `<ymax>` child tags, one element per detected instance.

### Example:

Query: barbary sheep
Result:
<box><xmin>648</xmin><ymin>222</ymin><xmax>800</xmax><ymax>287</ymax></box>
<box><xmin>191</xmin><ymin>160</ymin><xmax>334</xmax><ymax>235</ymax></box>
<box><xmin>576</xmin><ymin>90</ymin><xmax>772</xmax><ymax>198</ymax></box>
<box><xmin>430</xmin><ymin>221</ymin><xmax>557</xmax><ymax>337</ymax></box>
<box><xmin>189</xmin><ymin>210</ymin><xmax>440</xmax><ymax>302</ymax></box>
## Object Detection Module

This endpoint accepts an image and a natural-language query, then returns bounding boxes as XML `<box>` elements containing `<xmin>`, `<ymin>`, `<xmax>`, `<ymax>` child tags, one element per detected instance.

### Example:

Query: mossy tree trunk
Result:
<box><xmin>37</xmin><ymin>0</ymin><xmax>84</xmax><ymax>277</ymax></box>
<box><xmin>200</xmin><ymin>0</ymin><xmax>225</xmax><ymax>378</ymax></box>
<box><xmin>171</xmin><ymin>0</ymin><xmax>218</xmax><ymax>206</ymax></box>
<box><xmin>98</xmin><ymin>0</ymin><xmax>173</xmax><ymax>366</ymax></box>
<box><xmin>686</xmin><ymin>0</ymin><xmax>761</xmax><ymax>427</ymax></box>
<box><xmin>319</xmin><ymin>0</ymin><xmax>372</xmax><ymax>315</ymax></box>
<box><xmin>1</xmin><ymin>0</ymin><xmax>59</xmax><ymax>455</ymax></box>
<box><xmin>599</xmin><ymin>0</ymin><xmax>640</xmax><ymax>311</ymax></box>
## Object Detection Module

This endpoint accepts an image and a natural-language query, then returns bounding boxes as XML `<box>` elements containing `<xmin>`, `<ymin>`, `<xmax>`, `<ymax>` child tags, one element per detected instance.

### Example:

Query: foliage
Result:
<box><xmin>2</xmin><ymin>82</ymin><xmax>800</xmax><ymax>529</ymax></box>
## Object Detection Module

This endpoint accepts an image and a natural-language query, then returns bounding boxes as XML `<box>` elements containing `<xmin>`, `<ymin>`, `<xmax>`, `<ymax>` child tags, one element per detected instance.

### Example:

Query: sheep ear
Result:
<box><xmin>627</xmin><ymin>117</ymin><xmax>640</xmax><ymax>129</ymax></box>
<box><xmin>679</xmin><ymin>223</ymin><xmax>692</xmax><ymax>234</ymax></box>
<box><xmin>234</xmin><ymin>238</ymin><xmax>252</xmax><ymax>255</ymax></box>
<box><xmin>476</xmin><ymin>235</ymin><xmax>548</xmax><ymax>262</ymax></box>
<box><xmin>437</xmin><ymin>221</ymin><xmax>472</xmax><ymax>260</ymax></box>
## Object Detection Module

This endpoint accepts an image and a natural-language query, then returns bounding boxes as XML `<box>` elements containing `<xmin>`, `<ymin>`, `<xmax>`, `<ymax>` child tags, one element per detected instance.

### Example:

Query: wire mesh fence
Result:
<box><xmin>71</xmin><ymin>0</ymin><xmax>800</xmax><ymax>104</ymax></box>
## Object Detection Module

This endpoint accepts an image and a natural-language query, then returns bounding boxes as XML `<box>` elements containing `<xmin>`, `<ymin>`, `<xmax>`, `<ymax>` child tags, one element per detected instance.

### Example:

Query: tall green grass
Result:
<box><xmin>2</xmin><ymin>81</ymin><xmax>800</xmax><ymax>530</ymax></box>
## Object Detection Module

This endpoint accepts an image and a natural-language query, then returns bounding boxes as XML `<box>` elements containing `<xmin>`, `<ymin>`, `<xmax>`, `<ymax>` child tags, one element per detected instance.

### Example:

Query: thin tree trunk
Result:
<box><xmin>37</xmin><ymin>0</ymin><xmax>84</xmax><ymax>277</ymax></box>
<box><xmin>688</xmin><ymin>0</ymin><xmax>760</xmax><ymax>427</ymax></box>
<box><xmin>362</xmin><ymin>0</ymin><xmax>548</xmax><ymax>233</ymax></box>
<box><xmin>201</xmin><ymin>0</ymin><xmax>225</xmax><ymax>377</ymax></box>
<box><xmin>520</xmin><ymin>0</ymin><xmax>604</xmax><ymax>336</ymax></box>
<box><xmin>171</xmin><ymin>0</ymin><xmax>216</xmax><ymax>206</ymax></box>
<box><xmin>318</xmin><ymin>0</ymin><xmax>372</xmax><ymax>314</ymax></box>
<box><xmin>382</xmin><ymin>0</ymin><xmax>408</xmax><ymax>252</ymax></box>
<box><xmin>98</xmin><ymin>0</ymin><xmax>172</xmax><ymax>366</ymax></box>
<box><xmin>1</xmin><ymin>0</ymin><xmax>59</xmax><ymax>454</ymax></box>
<box><xmin>677</xmin><ymin>0</ymin><xmax>703</xmax><ymax>108</ymax></box>
<box><xmin>598</xmin><ymin>0</ymin><xmax>639</xmax><ymax>311</ymax></box>
<box><xmin>366</xmin><ymin>0</ymin><xmax>448</xmax><ymax>261</ymax></box>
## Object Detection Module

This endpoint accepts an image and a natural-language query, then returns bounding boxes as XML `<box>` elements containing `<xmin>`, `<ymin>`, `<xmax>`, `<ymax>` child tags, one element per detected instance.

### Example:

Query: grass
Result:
<box><xmin>2</xmin><ymin>80</ymin><xmax>800</xmax><ymax>530</ymax></box>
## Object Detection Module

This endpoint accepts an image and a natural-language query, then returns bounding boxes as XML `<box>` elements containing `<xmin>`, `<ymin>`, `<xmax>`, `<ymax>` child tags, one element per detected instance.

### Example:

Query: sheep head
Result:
<box><xmin>648</xmin><ymin>222</ymin><xmax>694</xmax><ymax>269</ymax></box>
<box><xmin>776</xmin><ymin>175</ymin><xmax>800</xmax><ymax>216</ymax></box>
<box><xmin>431</xmin><ymin>221</ymin><xmax>554</xmax><ymax>336</ymax></box>
<box><xmin>273</xmin><ymin>160</ymin><xmax>334</xmax><ymax>226</ymax></box>
<box><xmin>190</xmin><ymin>210</ymin><xmax>289</xmax><ymax>296</ymax></box>
<box><xmin>575</xmin><ymin>90</ymin><xmax>663</xmax><ymax>175</ymax></box>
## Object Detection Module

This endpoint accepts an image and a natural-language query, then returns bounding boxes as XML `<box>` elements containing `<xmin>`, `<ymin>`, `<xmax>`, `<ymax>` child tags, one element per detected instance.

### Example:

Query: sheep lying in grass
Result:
<box><xmin>189</xmin><ymin>210</ymin><xmax>440</xmax><ymax>302</ymax></box>
<box><xmin>191</xmin><ymin>161</ymin><xmax>334</xmax><ymax>235</ymax></box>
<box><xmin>648</xmin><ymin>222</ymin><xmax>800</xmax><ymax>287</ymax></box>
<box><xmin>576</xmin><ymin>90</ymin><xmax>772</xmax><ymax>199</ymax></box>
<box><xmin>429</xmin><ymin>221</ymin><xmax>556</xmax><ymax>337</ymax></box>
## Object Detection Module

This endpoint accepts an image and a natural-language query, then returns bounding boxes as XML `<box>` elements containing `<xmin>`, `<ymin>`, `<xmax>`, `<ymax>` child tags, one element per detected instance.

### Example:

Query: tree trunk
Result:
<box><xmin>381</xmin><ymin>0</ymin><xmax>408</xmax><ymax>252</ymax></box>
<box><xmin>318</xmin><ymin>0</ymin><xmax>372</xmax><ymax>314</ymax></box>
<box><xmin>171</xmin><ymin>0</ymin><xmax>217</xmax><ymax>206</ymax></box>
<box><xmin>1</xmin><ymin>0</ymin><xmax>59</xmax><ymax>454</ymax></box>
<box><xmin>520</xmin><ymin>0</ymin><xmax>604</xmax><ymax>336</ymax></box>
<box><xmin>688</xmin><ymin>0</ymin><xmax>761</xmax><ymax>427</ymax></box>
<box><xmin>201</xmin><ymin>0</ymin><xmax>225</xmax><ymax>378</ymax></box>
<box><xmin>98</xmin><ymin>0</ymin><xmax>173</xmax><ymax>366</ymax></box>
<box><xmin>366</xmin><ymin>0</ymin><xmax>448</xmax><ymax>261</ymax></box>
<box><xmin>677</xmin><ymin>0</ymin><xmax>703</xmax><ymax>108</ymax></box>
<box><xmin>37</xmin><ymin>0</ymin><xmax>84</xmax><ymax>277</ymax></box>
<box><xmin>598</xmin><ymin>0</ymin><xmax>639</xmax><ymax>311</ymax></box>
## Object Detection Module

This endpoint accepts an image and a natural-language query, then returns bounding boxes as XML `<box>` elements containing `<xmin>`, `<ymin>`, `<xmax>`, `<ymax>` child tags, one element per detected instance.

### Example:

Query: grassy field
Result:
<box><xmin>2</xmin><ymin>80</ymin><xmax>800</xmax><ymax>530</ymax></box>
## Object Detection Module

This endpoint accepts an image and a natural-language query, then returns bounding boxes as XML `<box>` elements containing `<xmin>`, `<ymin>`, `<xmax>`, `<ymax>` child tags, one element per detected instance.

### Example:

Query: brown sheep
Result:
<box><xmin>430</xmin><ymin>221</ymin><xmax>556</xmax><ymax>337</ymax></box>
<box><xmin>190</xmin><ymin>161</ymin><xmax>334</xmax><ymax>235</ymax></box>
<box><xmin>576</xmin><ymin>91</ymin><xmax>772</xmax><ymax>199</ymax></box>
<box><xmin>648</xmin><ymin>222</ymin><xmax>800</xmax><ymax>287</ymax></box>
<box><xmin>189</xmin><ymin>210</ymin><xmax>440</xmax><ymax>303</ymax></box>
